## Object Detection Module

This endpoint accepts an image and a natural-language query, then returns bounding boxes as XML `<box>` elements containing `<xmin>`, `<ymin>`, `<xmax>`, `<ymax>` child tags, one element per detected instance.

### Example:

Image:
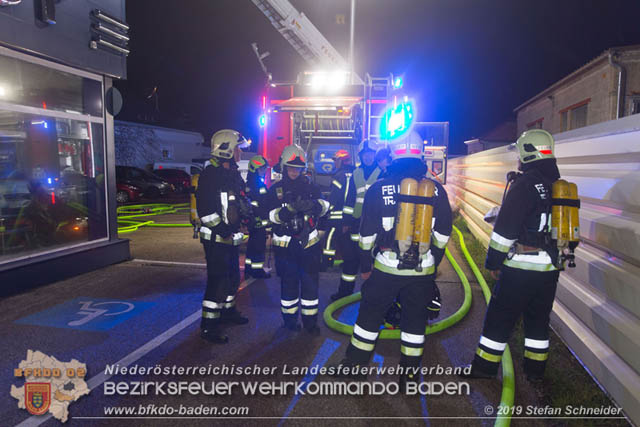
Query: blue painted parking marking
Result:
<box><xmin>15</xmin><ymin>297</ymin><xmax>155</xmax><ymax>331</ymax></box>
<box><xmin>279</xmin><ymin>338</ymin><xmax>341</xmax><ymax>424</ymax></box>
<box><xmin>337</xmin><ymin>301</ymin><xmax>359</xmax><ymax>325</ymax></box>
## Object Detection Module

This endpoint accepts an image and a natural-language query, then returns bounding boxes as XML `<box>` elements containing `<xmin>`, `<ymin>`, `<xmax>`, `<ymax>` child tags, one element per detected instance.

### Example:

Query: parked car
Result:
<box><xmin>152</xmin><ymin>161</ymin><xmax>203</xmax><ymax>176</ymax></box>
<box><xmin>116</xmin><ymin>182</ymin><xmax>143</xmax><ymax>204</ymax></box>
<box><xmin>115</xmin><ymin>166</ymin><xmax>172</xmax><ymax>199</ymax></box>
<box><xmin>152</xmin><ymin>168</ymin><xmax>190</xmax><ymax>193</ymax></box>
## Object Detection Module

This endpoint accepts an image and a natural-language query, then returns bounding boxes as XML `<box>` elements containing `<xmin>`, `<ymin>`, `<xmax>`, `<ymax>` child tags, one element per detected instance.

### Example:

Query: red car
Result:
<box><xmin>116</xmin><ymin>182</ymin><xmax>143</xmax><ymax>204</ymax></box>
<box><xmin>152</xmin><ymin>168</ymin><xmax>191</xmax><ymax>193</ymax></box>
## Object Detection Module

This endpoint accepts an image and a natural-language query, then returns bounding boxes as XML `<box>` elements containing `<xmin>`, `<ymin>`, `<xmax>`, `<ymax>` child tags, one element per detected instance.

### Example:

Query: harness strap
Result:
<box><xmin>395</xmin><ymin>194</ymin><xmax>435</xmax><ymax>205</ymax></box>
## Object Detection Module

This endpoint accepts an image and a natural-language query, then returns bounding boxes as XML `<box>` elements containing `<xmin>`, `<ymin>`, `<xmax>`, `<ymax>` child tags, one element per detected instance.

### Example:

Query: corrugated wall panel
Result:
<box><xmin>446</xmin><ymin>114</ymin><xmax>640</xmax><ymax>425</ymax></box>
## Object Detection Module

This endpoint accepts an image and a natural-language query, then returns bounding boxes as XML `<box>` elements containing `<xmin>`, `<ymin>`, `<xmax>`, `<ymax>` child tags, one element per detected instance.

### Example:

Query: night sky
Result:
<box><xmin>114</xmin><ymin>0</ymin><xmax>640</xmax><ymax>154</ymax></box>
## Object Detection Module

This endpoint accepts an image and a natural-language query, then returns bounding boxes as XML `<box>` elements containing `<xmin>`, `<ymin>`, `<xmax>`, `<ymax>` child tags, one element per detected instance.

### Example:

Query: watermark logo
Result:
<box><xmin>11</xmin><ymin>350</ymin><xmax>89</xmax><ymax>423</ymax></box>
<box><xmin>25</xmin><ymin>383</ymin><xmax>51</xmax><ymax>415</ymax></box>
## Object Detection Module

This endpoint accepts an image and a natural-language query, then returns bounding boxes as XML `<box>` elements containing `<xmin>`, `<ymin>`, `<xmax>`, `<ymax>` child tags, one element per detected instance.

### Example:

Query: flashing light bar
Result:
<box><xmin>380</xmin><ymin>101</ymin><xmax>414</xmax><ymax>140</ymax></box>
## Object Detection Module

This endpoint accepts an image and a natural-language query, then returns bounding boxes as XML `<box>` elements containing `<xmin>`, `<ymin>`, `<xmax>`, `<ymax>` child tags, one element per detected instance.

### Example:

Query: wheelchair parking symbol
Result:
<box><xmin>67</xmin><ymin>301</ymin><xmax>135</xmax><ymax>326</ymax></box>
<box><xmin>15</xmin><ymin>297</ymin><xmax>155</xmax><ymax>331</ymax></box>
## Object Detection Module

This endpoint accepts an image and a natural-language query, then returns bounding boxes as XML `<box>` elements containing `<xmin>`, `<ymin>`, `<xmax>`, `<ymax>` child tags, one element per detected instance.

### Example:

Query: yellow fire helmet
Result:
<box><xmin>248</xmin><ymin>155</ymin><xmax>269</xmax><ymax>173</ymax></box>
<box><xmin>279</xmin><ymin>144</ymin><xmax>307</xmax><ymax>169</ymax></box>
<box><xmin>514</xmin><ymin>129</ymin><xmax>555</xmax><ymax>164</ymax></box>
<box><xmin>210</xmin><ymin>129</ymin><xmax>249</xmax><ymax>160</ymax></box>
<box><xmin>388</xmin><ymin>131</ymin><xmax>423</xmax><ymax>161</ymax></box>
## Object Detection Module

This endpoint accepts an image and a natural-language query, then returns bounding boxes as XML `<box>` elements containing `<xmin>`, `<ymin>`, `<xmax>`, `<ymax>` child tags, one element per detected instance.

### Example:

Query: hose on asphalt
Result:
<box><xmin>117</xmin><ymin>203</ymin><xmax>191</xmax><ymax>233</ymax></box>
<box><xmin>322</xmin><ymin>224</ymin><xmax>514</xmax><ymax>427</ymax></box>
<box><xmin>451</xmin><ymin>225</ymin><xmax>514</xmax><ymax>427</ymax></box>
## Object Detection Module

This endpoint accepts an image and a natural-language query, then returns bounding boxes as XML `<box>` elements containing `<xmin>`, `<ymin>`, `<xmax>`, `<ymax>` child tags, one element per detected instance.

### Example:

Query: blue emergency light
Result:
<box><xmin>393</xmin><ymin>76</ymin><xmax>403</xmax><ymax>89</ymax></box>
<box><xmin>380</xmin><ymin>101</ymin><xmax>414</xmax><ymax>140</ymax></box>
<box><xmin>259</xmin><ymin>114</ymin><xmax>267</xmax><ymax>127</ymax></box>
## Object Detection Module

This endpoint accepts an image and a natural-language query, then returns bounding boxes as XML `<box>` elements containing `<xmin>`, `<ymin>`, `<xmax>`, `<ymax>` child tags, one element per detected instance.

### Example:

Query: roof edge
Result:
<box><xmin>513</xmin><ymin>44</ymin><xmax>640</xmax><ymax>112</ymax></box>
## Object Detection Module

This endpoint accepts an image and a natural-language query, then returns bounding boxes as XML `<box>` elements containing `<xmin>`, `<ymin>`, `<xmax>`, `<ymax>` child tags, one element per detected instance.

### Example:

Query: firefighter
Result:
<box><xmin>266</xmin><ymin>145</ymin><xmax>330</xmax><ymax>334</ymax></box>
<box><xmin>244</xmin><ymin>155</ymin><xmax>271</xmax><ymax>279</ymax></box>
<box><xmin>322</xmin><ymin>149</ymin><xmax>355</xmax><ymax>275</ymax></box>
<box><xmin>375</xmin><ymin>146</ymin><xmax>392</xmax><ymax>176</ymax></box>
<box><xmin>335</xmin><ymin>131</ymin><xmax>452</xmax><ymax>388</ymax></box>
<box><xmin>465</xmin><ymin>129</ymin><xmax>565</xmax><ymax>381</ymax></box>
<box><xmin>196</xmin><ymin>129</ymin><xmax>251</xmax><ymax>344</ymax></box>
<box><xmin>331</xmin><ymin>140</ymin><xmax>382</xmax><ymax>300</ymax></box>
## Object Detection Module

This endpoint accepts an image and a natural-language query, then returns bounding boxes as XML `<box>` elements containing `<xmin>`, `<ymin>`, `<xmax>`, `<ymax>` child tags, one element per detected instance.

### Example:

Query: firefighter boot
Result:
<box><xmin>220</xmin><ymin>308</ymin><xmax>249</xmax><ymax>325</ymax></box>
<box><xmin>330</xmin><ymin>358</ymin><xmax>368</xmax><ymax>381</ymax></box>
<box><xmin>247</xmin><ymin>268</ymin><xmax>271</xmax><ymax>279</ymax></box>
<box><xmin>399</xmin><ymin>371</ymin><xmax>420</xmax><ymax>395</ymax></box>
<box><xmin>283</xmin><ymin>319</ymin><xmax>301</xmax><ymax>332</ymax></box>
<box><xmin>330</xmin><ymin>282</ymin><xmax>356</xmax><ymax>301</ymax></box>
<box><xmin>458</xmin><ymin>364</ymin><xmax>496</xmax><ymax>380</ymax></box>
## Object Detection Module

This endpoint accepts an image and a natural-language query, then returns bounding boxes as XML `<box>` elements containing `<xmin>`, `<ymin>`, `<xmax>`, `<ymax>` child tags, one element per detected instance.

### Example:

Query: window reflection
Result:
<box><xmin>0</xmin><ymin>112</ymin><xmax>106</xmax><ymax>262</ymax></box>
<box><xmin>0</xmin><ymin>55</ymin><xmax>102</xmax><ymax>117</ymax></box>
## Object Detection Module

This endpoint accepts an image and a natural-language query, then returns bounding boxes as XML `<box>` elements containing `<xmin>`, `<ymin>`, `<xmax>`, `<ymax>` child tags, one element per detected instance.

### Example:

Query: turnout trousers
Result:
<box><xmin>201</xmin><ymin>239</ymin><xmax>240</xmax><ymax>331</ymax></box>
<box><xmin>346</xmin><ymin>269</ymin><xmax>436</xmax><ymax>367</ymax></box>
<box><xmin>473</xmin><ymin>265</ymin><xmax>559</xmax><ymax>377</ymax></box>
<box><xmin>278</xmin><ymin>240</ymin><xmax>321</xmax><ymax>330</ymax></box>
<box><xmin>245</xmin><ymin>227</ymin><xmax>267</xmax><ymax>273</ymax></box>
<box><xmin>334</xmin><ymin>229</ymin><xmax>360</xmax><ymax>296</ymax></box>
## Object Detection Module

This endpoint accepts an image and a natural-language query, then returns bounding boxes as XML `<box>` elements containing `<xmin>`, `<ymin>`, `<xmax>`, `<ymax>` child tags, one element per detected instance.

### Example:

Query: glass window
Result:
<box><xmin>561</xmin><ymin>111</ymin><xmax>568</xmax><ymax>132</ymax></box>
<box><xmin>571</xmin><ymin>104</ymin><xmax>588</xmax><ymax>129</ymax></box>
<box><xmin>0</xmin><ymin>53</ymin><xmax>106</xmax><ymax>265</ymax></box>
<box><xmin>631</xmin><ymin>97</ymin><xmax>640</xmax><ymax>115</ymax></box>
<box><xmin>0</xmin><ymin>55</ymin><xmax>102</xmax><ymax>117</ymax></box>
<box><xmin>560</xmin><ymin>101</ymin><xmax>588</xmax><ymax>132</ymax></box>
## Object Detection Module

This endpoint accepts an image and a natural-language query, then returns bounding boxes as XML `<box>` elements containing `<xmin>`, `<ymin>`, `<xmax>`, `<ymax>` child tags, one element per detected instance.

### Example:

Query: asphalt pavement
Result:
<box><xmin>2</xmin><ymin>209</ymin><xmax>552</xmax><ymax>426</ymax></box>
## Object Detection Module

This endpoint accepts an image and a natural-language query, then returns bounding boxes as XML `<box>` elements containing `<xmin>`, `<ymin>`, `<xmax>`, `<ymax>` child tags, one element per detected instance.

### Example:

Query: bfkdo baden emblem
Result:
<box><xmin>25</xmin><ymin>383</ymin><xmax>51</xmax><ymax>416</ymax></box>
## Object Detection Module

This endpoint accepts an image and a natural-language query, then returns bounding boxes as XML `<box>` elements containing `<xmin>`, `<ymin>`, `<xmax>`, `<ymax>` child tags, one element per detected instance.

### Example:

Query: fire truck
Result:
<box><xmin>251</xmin><ymin>0</ymin><xmax>448</xmax><ymax>190</ymax></box>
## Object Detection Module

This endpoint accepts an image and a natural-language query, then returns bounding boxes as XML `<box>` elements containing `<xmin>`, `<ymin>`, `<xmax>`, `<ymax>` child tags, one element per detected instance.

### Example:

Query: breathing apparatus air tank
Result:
<box><xmin>395</xmin><ymin>178</ymin><xmax>418</xmax><ymax>256</ymax></box>
<box><xmin>550</xmin><ymin>179</ymin><xmax>580</xmax><ymax>268</ymax></box>
<box><xmin>190</xmin><ymin>173</ymin><xmax>200</xmax><ymax>238</ymax></box>
<box><xmin>414</xmin><ymin>178</ymin><xmax>435</xmax><ymax>255</ymax></box>
<box><xmin>394</xmin><ymin>177</ymin><xmax>435</xmax><ymax>270</ymax></box>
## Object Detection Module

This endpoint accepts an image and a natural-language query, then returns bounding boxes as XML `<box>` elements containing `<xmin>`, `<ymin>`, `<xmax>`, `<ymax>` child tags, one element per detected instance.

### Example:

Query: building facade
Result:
<box><xmin>114</xmin><ymin>120</ymin><xmax>207</xmax><ymax>170</ymax></box>
<box><xmin>0</xmin><ymin>0</ymin><xmax>130</xmax><ymax>294</ymax></box>
<box><xmin>515</xmin><ymin>45</ymin><xmax>640</xmax><ymax>135</ymax></box>
<box><xmin>464</xmin><ymin>120</ymin><xmax>517</xmax><ymax>155</ymax></box>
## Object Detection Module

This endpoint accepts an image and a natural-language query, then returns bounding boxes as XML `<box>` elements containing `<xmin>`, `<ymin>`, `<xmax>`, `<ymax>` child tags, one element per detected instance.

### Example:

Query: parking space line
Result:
<box><xmin>131</xmin><ymin>259</ymin><xmax>207</xmax><ymax>268</ymax></box>
<box><xmin>15</xmin><ymin>276</ymin><xmax>256</xmax><ymax>427</ymax></box>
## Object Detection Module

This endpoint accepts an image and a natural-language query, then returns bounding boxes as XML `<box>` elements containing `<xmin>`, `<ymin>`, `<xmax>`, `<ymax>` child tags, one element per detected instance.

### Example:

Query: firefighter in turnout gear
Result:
<box><xmin>322</xmin><ymin>149</ymin><xmax>354</xmax><ymax>273</ymax></box>
<box><xmin>266</xmin><ymin>145</ymin><xmax>330</xmax><ymax>334</ymax></box>
<box><xmin>245</xmin><ymin>155</ymin><xmax>271</xmax><ymax>279</ymax></box>
<box><xmin>196</xmin><ymin>129</ymin><xmax>252</xmax><ymax>344</ymax></box>
<box><xmin>331</xmin><ymin>140</ymin><xmax>382</xmax><ymax>300</ymax></box>
<box><xmin>336</xmin><ymin>132</ymin><xmax>452</xmax><ymax>388</ymax></box>
<box><xmin>466</xmin><ymin>129</ymin><xmax>572</xmax><ymax>381</ymax></box>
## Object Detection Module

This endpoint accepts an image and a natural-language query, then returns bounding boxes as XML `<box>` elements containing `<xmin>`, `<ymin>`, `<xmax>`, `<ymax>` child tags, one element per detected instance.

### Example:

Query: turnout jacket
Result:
<box><xmin>344</xmin><ymin>165</ymin><xmax>382</xmax><ymax>226</ymax></box>
<box><xmin>196</xmin><ymin>160</ymin><xmax>246</xmax><ymax>245</ymax></box>
<box><xmin>326</xmin><ymin>165</ymin><xmax>355</xmax><ymax>229</ymax></box>
<box><xmin>265</xmin><ymin>175</ymin><xmax>330</xmax><ymax>249</ymax></box>
<box><xmin>245</xmin><ymin>171</ymin><xmax>270</xmax><ymax>229</ymax></box>
<box><xmin>486</xmin><ymin>160</ymin><xmax>561</xmax><ymax>272</ymax></box>
<box><xmin>358</xmin><ymin>174</ymin><xmax>452</xmax><ymax>276</ymax></box>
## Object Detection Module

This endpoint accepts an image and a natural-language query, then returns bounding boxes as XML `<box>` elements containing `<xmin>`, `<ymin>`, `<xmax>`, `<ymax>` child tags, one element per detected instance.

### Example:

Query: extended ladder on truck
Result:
<box><xmin>251</xmin><ymin>0</ymin><xmax>360</xmax><ymax>80</ymax></box>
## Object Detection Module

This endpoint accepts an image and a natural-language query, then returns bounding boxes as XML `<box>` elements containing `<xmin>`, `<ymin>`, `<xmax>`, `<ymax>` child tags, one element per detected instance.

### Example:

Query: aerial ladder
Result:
<box><xmin>250</xmin><ymin>0</ymin><xmax>361</xmax><ymax>82</ymax></box>
<box><xmin>251</xmin><ymin>0</ymin><xmax>422</xmax><ymax>188</ymax></box>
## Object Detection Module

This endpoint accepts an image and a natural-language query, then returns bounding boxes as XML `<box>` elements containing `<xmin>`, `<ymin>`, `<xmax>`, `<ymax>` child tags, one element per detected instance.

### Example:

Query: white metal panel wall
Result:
<box><xmin>446</xmin><ymin>114</ymin><xmax>640</xmax><ymax>425</ymax></box>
